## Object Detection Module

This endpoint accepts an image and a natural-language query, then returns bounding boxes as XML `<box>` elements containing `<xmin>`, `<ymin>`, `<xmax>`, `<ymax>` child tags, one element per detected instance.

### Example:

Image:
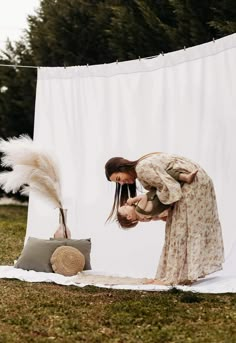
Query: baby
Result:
<box><xmin>118</xmin><ymin>169</ymin><xmax>198</xmax><ymax>227</ymax></box>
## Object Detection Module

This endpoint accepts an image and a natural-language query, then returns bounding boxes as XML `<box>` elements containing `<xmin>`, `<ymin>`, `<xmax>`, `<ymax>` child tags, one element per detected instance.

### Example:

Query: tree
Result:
<box><xmin>0</xmin><ymin>42</ymin><xmax>36</xmax><ymax>139</ymax></box>
<box><xmin>25</xmin><ymin>0</ymin><xmax>179</xmax><ymax>64</ymax></box>
<box><xmin>168</xmin><ymin>0</ymin><xmax>217</xmax><ymax>49</ymax></box>
<box><xmin>103</xmin><ymin>0</ymin><xmax>176</xmax><ymax>59</ymax></box>
<box><xmin>27</xmin><ymin>0</ymin><xmax>115</xmax><ymax>66</ymax></box>
<box><xmin>209</xmin><ymin>0</ymin><xmax>236</xmax><ymax>36</ymax></box>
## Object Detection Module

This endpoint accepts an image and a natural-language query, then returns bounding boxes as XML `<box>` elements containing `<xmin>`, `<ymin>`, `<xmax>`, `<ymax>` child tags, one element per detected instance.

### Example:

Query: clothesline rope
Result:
<box><xmin>0</xmin><ymin>63</ymin><xmax>38</xmax><ymax>69</ymax></box>
<box><xmin>0</xmin><ymin>38</ymin><xmax>219</xmax><ymax>70</ymax></box>
<box><xmin>0</xmin><ymin>57</ymin><xmax>156</xmax><ymax>70</ymax></box>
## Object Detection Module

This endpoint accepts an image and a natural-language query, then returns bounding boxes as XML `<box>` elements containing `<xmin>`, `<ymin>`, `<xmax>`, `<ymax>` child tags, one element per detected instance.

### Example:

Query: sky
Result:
<box><xmin>0</xmin><ymin>0</ymin><xmax>41</xmax><ymax>50</ymax></box>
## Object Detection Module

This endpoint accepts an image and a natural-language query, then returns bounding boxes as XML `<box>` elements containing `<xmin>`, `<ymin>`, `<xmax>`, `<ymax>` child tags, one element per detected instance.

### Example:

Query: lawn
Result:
<box><xmin>0</xmin><ymin>205</ymin><xmax>235</xmax><ymax>343</ymax></box>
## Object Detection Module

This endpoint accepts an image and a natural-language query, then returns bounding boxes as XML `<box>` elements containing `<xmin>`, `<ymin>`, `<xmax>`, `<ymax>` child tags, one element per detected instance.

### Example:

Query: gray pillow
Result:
<box><xmin>50</xmin><ymin>238</ymin><xmax>92</xmax><ymax>270</ymax></box>
<box><xmin>14</xmin><ymin>237</ymin><xmax>65</xmax><ymax>273</ymax></box>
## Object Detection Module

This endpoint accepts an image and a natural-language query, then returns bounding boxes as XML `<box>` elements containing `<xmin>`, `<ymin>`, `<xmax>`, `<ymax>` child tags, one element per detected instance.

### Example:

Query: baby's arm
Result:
<box><xmin>136</xmin><ymin>194</ymin><xmax>148</xmax><ymax>210</ymax></box>
<box><xmin>126</xmin><ymin>194</ymin><xmax>147</xmax><ymax>208</ymax></box>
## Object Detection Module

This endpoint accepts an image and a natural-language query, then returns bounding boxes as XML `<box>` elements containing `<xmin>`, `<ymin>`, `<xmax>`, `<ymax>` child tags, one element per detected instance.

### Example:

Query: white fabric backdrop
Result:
<box><xmin>26</xmin><ymin>33</ymin><xmax>236</xmax><ymax>279</ymax></box>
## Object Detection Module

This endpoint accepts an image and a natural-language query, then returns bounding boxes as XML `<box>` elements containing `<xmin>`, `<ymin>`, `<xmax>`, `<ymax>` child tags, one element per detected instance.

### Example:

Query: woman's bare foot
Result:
<box><xmin>181</xmin><ymin>170</ymin><xmax>198</xmax><ymax>184</ymax></box>
<box><xmin>145</xmin><ymin>279</ymin><xmax>168</xmax><ymax>285</ymax></box>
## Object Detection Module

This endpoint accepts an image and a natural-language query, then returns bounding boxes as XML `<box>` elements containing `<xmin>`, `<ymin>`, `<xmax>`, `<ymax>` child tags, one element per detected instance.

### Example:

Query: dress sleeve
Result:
<box><xmin>136</xmin><ymin>162</ymin><xmax>182</xmax><ymax>205</ymax></box>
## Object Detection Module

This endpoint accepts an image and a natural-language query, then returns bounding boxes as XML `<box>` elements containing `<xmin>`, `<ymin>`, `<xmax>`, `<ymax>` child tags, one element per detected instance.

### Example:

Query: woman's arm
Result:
<box><xmin>136</xmin><ymin>161</ymin><xmax>183</xmax><ymax>205</ymax></box>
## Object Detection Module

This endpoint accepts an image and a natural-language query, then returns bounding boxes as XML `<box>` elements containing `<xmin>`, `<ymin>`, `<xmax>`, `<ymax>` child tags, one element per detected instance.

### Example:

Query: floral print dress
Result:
<box><xmin>135</xmin><ymin>153</ymin><xmax>224</xmax><ymax>285</ymax></box>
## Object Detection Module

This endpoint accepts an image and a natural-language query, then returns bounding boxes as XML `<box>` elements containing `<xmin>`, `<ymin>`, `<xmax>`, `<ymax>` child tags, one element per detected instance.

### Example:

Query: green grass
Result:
<box><xmin>0</xmin><ymin>205</ymin><xmax>235</xmax><ymax>343</ymax></box>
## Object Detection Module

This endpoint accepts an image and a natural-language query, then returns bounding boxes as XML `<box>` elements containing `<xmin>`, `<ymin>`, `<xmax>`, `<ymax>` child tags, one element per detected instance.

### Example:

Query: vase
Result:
<box><xmin>53</xmin><ymin>208</ymin><xmax>71</xmax><ymax>239</ymax></box>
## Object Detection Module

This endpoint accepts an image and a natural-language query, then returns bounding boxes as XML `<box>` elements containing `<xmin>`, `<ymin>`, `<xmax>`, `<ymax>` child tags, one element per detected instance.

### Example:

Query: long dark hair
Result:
<box><xmin>105</xmin><ymin>157</ymin><xmax>139</xmax><ymax>222</ymax></box>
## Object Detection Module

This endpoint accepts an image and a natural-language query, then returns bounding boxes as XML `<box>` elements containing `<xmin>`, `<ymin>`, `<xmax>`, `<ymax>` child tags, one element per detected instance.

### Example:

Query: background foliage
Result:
<box><xmin>0</xmin><ymin>0</ymin><xmax>235</xmax><ymax>139</ymax></box>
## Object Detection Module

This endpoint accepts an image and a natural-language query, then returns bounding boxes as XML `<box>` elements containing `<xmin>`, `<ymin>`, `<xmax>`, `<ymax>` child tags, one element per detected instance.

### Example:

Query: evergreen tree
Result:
<box><xmin>27</xmin><ymin>0</ymin><xmax>115</xmax><ymax>66</ymax></box>
<box><xmin>209</xmin><ymin>0</ymin><xmax>236</xmax><ymax>36</ymax></box>
<box><xmin>104</xmin><ymin>0</ymin><xmax>176</xmax><ymax>59</ymax></box>
<box><xmin>168</xmin><ymin>0</ymin><xmax>216</xmax><ymax>49</ymax></box>
<box><xmin>0</xmin><ymin>42</ymin><xmax>36</xmax><ymax>139</ymax></box>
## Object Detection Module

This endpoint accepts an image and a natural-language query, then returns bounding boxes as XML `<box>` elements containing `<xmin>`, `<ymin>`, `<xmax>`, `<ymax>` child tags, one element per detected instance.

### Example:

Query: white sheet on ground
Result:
<box><xmin>1</xmin><ymin>34</ymin><xmax>236</xmax><ymax>292</ymax></box>
<box><xmin>0</xmin><ymin>266</ymin><xmax>236</xmax><ymax>293</ymax></box>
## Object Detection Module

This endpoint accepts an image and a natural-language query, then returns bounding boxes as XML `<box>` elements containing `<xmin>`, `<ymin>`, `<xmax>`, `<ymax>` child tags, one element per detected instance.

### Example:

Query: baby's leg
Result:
<box><xmin>179</xmin><ymin>170</ymin><xmax>198</xmax><ymax>184</ymax></box>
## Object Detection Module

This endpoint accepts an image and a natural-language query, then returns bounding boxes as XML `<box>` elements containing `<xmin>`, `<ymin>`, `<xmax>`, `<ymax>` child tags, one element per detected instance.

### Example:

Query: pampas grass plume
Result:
<box><xmin>0</xmin><ymin>135</ymin><xmax>63</xmax><ymax>209</ymax></box>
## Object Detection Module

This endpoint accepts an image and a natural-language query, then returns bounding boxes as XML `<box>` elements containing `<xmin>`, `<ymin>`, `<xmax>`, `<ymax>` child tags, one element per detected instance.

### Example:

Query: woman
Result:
<box><xmin>105</xmin><ymin>152</ymin><xmax>224</xmax><ymax>285</ymax></box>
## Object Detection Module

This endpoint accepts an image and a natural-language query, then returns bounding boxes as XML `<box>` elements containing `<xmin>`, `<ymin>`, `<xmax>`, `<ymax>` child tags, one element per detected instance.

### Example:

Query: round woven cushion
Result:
<box><xmin>50</xmin><ymin>246</ymin><xmax>85</xmax><ymax>276</ymax></box>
